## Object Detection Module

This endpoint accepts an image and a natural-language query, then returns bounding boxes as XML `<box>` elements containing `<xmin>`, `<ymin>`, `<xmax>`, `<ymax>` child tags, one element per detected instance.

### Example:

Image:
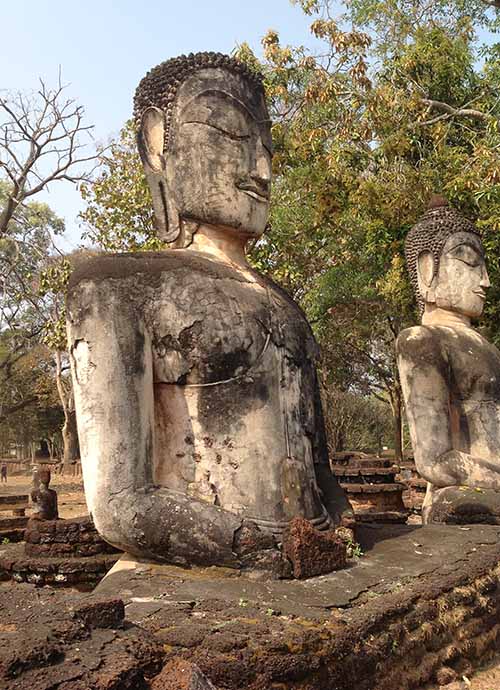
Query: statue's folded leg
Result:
<box><xmin>94</xmin><ymin>487</ymin><xmax>280</xmax><ymax>570</ymax></box>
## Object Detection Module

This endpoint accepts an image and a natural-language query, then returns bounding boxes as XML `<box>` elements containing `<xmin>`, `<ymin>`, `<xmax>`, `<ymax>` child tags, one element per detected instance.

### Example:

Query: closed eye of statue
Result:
<box><xmin>449</xmin><ymin>245</ymin><xmax>483</xmax><ymax>267</ymax></box>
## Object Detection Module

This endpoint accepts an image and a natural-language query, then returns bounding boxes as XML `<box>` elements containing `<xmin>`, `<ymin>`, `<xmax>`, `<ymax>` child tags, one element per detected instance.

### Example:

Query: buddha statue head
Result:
<box><xmin>405</xmin><ymin>196</ymin><xmax>490</xmax><ymax>323</ymax></box>
<box><xmin>134</xmin><ymin>52</ymin><xmax>272</xmax><ymax>247</ymax></box>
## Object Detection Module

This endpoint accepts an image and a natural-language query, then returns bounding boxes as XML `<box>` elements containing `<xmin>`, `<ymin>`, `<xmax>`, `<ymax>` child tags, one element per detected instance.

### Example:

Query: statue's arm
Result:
<box><xmin>397</xmin><ymin>327</ymin><xmax>500</xmax><ymax>490</ymax></box>
<box><xmin>66</xmin><ymin>277</ymin><xmax>243</xmax><ymax>566</ymax></box>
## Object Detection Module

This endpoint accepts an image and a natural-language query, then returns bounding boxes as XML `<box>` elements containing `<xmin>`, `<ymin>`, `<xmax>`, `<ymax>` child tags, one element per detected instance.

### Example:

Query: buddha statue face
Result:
<box><xmin>405</xmin><ymin>198</ymin><xmax>490</xmax><ymax>322</ymax></box>
<box><xmin>417</xmin><ymin>231</ymin><xmax>490</xmax><ymax>319</ymax></box>
<box><xmin>136</xmin><ymin>57</ymin><xmax>272</xmax><ymax>245</ymax></box>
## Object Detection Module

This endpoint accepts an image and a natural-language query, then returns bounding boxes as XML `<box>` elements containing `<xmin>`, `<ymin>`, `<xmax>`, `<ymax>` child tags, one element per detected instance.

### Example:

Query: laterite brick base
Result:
<box><xmin>2</xmin><ymin>524</ymin><xmax>500</xmax><ymax>689</ymax></box>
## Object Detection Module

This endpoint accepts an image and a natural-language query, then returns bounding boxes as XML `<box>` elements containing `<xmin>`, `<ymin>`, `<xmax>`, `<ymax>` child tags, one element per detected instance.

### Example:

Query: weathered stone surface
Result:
<box><xmin>71</xmin><ymin>598</ymin><xmax>125</xmax><ymax>629</ymax></box>
<box><xmin>343</xmin><ymin>483</ymin><xmax>408</xmax><ymax>523</ymax></box>
<box><xmin>0</xmin><ymin>541</ymin><xmax>120</xmax><ymax>586</ymax></box>
<box><xmin>24</xmin><ymin>516</ymin><xmax>117</xmax><ymax>558</ymax></box>
<box><xmin>0</xmin><ymin>494</ymin><xmax>29</xmax><ymax>515</ymax></box>
<box><xmin>426</xmin><ymin>485</ymin><xmax>500</xmax><ymax>524</ymax></box>
<box><xmin>0</xmin><ymin>585</ymin><xmax>164</xmax><ymax>690</ymax></box>
<box><xmin>281</xmin><ymin>517</ymin><xmax>347</xmax><ymax>579</ymax></box>
<box><xmin>397</xmin><ymin>197</ymin><xmax>500</xmax><ymax>524</ymax></box>
<box><xmin>66</xmin><ymin>51</ymin><xmax>352</xmax><ymax>573</ymax></box>
<box><xmin>3</xmin><ymin>524</ymin><xmax>500</xmax><ymax>689</ymax></box>
<box><xmin>150</xmin><ymin>659</ymin><xmax>217</xmax><ymax>690</ymax></box>
<box><xmin>30</xmin><ymin>467</ymin><xmax>58</xmax><ymax>520</ymax></box>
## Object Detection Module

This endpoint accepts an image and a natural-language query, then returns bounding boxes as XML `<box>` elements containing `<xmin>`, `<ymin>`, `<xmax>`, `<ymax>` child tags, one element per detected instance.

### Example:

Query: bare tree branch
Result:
<box><xmin>0</xmin><ymin>80</ymin><xmax>97</xmax><ymax>238</ymax></box>
<box><xmin>420</xmin><ymin>98</ymin><xmax>491</xmax><ymax>122</ymax></box>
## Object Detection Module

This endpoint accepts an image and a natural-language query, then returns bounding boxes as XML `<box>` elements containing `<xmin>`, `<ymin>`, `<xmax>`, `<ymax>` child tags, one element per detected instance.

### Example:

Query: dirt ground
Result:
<box><xmin>2</xmin><ymin>473</ymin><xmax>500</xmax><ymax>689</ymax></box>
<box><xmin>433</xmin><ymin>658</ymin><xmax>500</xmax><ymax>689</ymax></box>
<box><xmin>0</xmin><ymin>472</ymin><xmax>88</xmax><ymax>519</ymax></box>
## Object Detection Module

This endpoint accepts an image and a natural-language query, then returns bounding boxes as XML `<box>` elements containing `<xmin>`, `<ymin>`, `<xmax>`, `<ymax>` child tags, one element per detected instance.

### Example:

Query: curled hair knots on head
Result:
<box><xmin>404</xmin><ymin>196</ymin><xmax>481</xmax><ymax>313</ymax></box>
<box><xmin>134</xmin><ymin>51</ymin><xmax>265</xmax><ymax>151</ymax></box>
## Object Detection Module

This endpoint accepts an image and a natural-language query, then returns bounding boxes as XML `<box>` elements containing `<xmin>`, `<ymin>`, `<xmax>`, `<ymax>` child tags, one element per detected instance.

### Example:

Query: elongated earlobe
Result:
<box><xmin>138</xmin><ymin>107</ymin><xmax>181</xmax><ymax>243</ymax></box>
<box><xmin>417</xmin><ymin>251</ymin><xmax>436</xmax><ymax>304</ymax></box>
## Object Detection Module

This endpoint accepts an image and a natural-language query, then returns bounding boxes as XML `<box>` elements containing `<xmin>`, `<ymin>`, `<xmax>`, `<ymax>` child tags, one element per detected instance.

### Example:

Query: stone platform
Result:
<box><xmin>2</xmin><ymin>524</ymin><xmax>500</xmax><ymax>689</ymax></box>
<box><xmin>0</xmin><ymin>517</ymin><xmax>121</xmax><ymax>586</ymax></box>
<box><xmin>332</xmin><ymin>460</ymin><xmax>409</xmax><ymax>524</ymax></box>
<box><xmin>0</xmin><ymin>541</ymin><xmax>120</xmax><ymax>586</ymax></box>
<box><xmin>0</xmin><ymin>515</ymin><xmax>29</xmax><ymax>543</ymax></box>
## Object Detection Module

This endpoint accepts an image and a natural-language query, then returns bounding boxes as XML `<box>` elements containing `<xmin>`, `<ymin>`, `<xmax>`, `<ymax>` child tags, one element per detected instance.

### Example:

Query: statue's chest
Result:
<box><xmin>147</xmin><ymin>274</ymin><xmax>314</xmax><ymax>385</ymax></box>
<box><xmin>447</xmin><ymin>331</ymin><xmax>500</xmax><ymax>401</ymax></box>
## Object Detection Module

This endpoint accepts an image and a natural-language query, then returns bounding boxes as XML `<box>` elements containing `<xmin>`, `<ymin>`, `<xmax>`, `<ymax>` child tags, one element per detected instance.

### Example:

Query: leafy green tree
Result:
<box><xmin>0</xmin><ymin>180</ymin><xmax>65</xmax><ymax>422</ymax></box>
<box><xmin>239</xmin><ymin>2</ymin><xmax>500</xmax><ymax>459</ymax></box>
<box><xmin>80</xmin><ymin>121</ymin><xmax>159</xmax><ymax>251</ymax></box>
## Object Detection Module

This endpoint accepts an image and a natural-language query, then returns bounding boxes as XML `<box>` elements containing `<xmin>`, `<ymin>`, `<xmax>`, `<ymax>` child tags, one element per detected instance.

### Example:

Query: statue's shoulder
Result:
<box><xmin>68</xmin><ymin>251</ymin><xmax>201</xmax><ymax>292</ymax></box>
<box><xmin>396</xmin><ymin>325</ymin><xmax>447</xmax><ymax>366</ymax></box>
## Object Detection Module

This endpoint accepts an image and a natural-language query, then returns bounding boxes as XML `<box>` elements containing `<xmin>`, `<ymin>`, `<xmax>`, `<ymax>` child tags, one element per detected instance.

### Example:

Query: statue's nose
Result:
<box><xmin>480</xmin><ymin>269</ymin><xmax>491</xmax><ymax>289</ymax></box>
<box><xmin>252</xmin><ymin>136</ymin><xmax>271</xmax><ymax>186</ymax></box>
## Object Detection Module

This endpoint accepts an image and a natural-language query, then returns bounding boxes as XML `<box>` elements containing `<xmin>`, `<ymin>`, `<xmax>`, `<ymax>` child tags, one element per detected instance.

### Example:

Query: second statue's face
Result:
<box><xmin>166</xmin><ymin>68</ymin><xmax>272</xmax><ymax>238</ymax></box>
<box><xmin>432</xmin><ymin>231</ymin><xmax>491</xmax><ymax>319</ymax></box>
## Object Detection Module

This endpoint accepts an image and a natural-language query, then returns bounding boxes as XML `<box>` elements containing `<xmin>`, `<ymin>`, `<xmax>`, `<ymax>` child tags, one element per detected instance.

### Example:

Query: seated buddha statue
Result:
<box><xmin>30</xmin><ymin>467</ymin><xmax>59</xmax><ymax>521</ymax></box>
<box><xmin>397</xmin><ymin>196</ymin><xmax>500</xmax><ymax>523</ymax></box>
<box><xmin>66</xmin><ymin>52</ymin><xmax>352</xmax><ymax>571</ymax></box>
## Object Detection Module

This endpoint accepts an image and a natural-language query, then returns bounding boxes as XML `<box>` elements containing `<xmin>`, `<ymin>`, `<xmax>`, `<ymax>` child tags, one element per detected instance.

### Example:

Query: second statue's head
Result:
<box><xmin>134</xmin><ymin>52</ymin><xmax>272</xmax><ymax>247</ymax></box>
<box><xmin>405</xmin><ymin>196</ymin><xmax>490</xmax><ymax>321</ymax></box>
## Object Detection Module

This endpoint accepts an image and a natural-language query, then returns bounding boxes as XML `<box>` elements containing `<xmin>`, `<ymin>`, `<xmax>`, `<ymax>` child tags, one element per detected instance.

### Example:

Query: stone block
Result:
<box><xmin>151</xmin><ymin>658</ymin><xmax>217</xmax><ymax>690</ymax></box>
<box><xmin>71</xmin><ymin>598</ymin><xmax>125</xmax><ymax>629</ymax></box>
<box><xmin>282</xmin><ymin>517</ymin><xmax>347</xmax><ymax>579</ymax></box>
<box><xmin>427</xmin><ymin>485</ymin><xmax>500</xmax><ymax>525</ymax></box>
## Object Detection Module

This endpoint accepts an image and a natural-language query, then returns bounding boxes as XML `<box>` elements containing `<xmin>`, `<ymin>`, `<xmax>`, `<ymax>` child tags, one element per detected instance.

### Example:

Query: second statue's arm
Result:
<box><xmin>67</xmin><ymin>277</ymin><xmax>244</xmax><ymax>566</ymax></box>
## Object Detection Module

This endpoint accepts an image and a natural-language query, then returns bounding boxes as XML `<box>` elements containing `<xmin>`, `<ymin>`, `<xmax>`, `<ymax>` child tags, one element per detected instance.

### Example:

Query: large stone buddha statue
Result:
<box><xmin>397</xmin><ymin>196</ymin><xmax>500</xmax><ymax>523</ymax></box>
<box><xmin>67</xmin><ymin>52</ymin><xmax>352</xmax><ymax>572</ymax></box>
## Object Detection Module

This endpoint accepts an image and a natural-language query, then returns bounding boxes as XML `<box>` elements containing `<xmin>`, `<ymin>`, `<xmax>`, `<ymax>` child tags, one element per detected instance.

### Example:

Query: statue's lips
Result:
<box><xmin>237</xmin><ymin>183</ymin><xmax>269</xmax><ymax>202</ymax></box>
<box><xmin>473</xmin><ymin>289</ymin><xmax>487</xmax><ymax>299</ymax></box>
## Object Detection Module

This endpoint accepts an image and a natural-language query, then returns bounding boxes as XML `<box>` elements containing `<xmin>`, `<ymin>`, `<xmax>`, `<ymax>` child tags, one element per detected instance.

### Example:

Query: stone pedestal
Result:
<box><xmin>0</xmin><ymin>517</ymin><xmax>121</xmax><ymax>586</ymax></box>
<box><xmin>425</xmin><ymin>485</ymin><xmax>500</xmax><ymax>525</ymax></box>
<box><xmin>396</xmin><ymin>459</ymin><xmax>427</xmax><ymax>515</ymax></box>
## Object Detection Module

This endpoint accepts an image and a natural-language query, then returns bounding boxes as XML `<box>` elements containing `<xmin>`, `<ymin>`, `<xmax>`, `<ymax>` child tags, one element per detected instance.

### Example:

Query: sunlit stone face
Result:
<box><xmin>166</xmin><ymin>68</ymin><xmax>272</xmax><ymax>238</ymax></box>
<box><xmin>431</xmin><ymin>231</ymin><xmax>490</xmax><ymax>319</ymax></box>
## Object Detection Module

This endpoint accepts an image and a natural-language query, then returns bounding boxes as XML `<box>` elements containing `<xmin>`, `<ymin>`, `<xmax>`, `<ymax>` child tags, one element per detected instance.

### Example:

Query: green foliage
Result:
<box><xmin>345</xmin><ymin>538</ymin><xmax>364</xmax><ymax>558</ymax></box>
<box><xmin>80</xmin><ymin>121</ymin><xmax>160</xmax><ymax>252</ymax></box>
<box><xmin>0</xmin><ymin>177</ymin><xmax>67</xmax><ymax>425</ymax></box>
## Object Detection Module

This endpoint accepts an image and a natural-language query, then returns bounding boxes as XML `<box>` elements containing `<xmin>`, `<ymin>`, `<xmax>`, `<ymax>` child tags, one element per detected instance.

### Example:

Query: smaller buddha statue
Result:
<box><xmin>397</xmin><ymin>196</ymin><xmax>500</xmax><ymax>523</ymax></box>
<box><xmin>30</xmin><ymin>467</ymin><xmax>59</xmax><ymax>521</ymax></box>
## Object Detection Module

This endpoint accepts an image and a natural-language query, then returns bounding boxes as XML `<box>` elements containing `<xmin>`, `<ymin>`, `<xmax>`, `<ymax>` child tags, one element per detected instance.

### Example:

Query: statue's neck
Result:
<box><xmin>422</xmin><ymin>305</ymin><xmax>471</xmax><ymax>328</ymax></box>
<box><xmin>187</xmin><ymin>224</ymin><xmax>250</xmax><ymax>269</ymax></box>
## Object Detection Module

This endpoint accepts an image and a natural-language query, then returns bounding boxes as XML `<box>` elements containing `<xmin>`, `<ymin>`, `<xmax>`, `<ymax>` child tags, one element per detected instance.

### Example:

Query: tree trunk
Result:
<box><xmin>62</xmin><ymin>409</ymin><xmax>79</xmax><ymax>466</ymax></box>
<box><xmin>54</xmin><ymin>351</ymin><xmax>80</xmax><ymax>470</ymax></box>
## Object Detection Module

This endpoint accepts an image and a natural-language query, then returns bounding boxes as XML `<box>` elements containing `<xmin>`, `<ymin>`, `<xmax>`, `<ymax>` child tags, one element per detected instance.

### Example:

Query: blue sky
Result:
<box><xmin>1</xmin><ymin>0</ymin><xmax>319</xmax><ymax>248</ymax></box>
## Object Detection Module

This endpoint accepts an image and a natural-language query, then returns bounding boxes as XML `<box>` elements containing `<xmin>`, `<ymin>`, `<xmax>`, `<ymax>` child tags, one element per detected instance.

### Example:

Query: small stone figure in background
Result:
<box><xmin>31</xmin><ymin>467</ymin><xmax>58</xmax><ymax>520</ymax></box>
<box><xmin>1</xmin><ymin>463</ymin><xmax>7</xmax><ymax>483</ymax></box>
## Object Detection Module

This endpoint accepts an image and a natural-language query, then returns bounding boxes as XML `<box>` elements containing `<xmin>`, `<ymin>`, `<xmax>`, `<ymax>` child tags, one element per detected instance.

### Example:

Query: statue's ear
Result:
<box><xmin>137</xmin><ymin>107</ymin><xmax>165</xmax><ymax>173</ymax></box>
<box><xmin>417</xmin><ymin>250</ymin><xmax>436</xmax><ymax>302</ymax></box>
<box><xmin>137</xmin><ymin>107</ymin><xmax>181</xmax><ymax>243</ymax></box>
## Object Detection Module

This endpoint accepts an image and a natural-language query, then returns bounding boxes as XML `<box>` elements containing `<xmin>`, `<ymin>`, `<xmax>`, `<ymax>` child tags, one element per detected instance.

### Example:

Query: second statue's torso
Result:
<box><xmin>402</xmin><ymin>325</ymin><xmax>500</xmax><ymax>464</ymax></box>
<box><xmin>122</xmin><ymin>250</ymin><xmax>329</xmax><ymax>532</ymax></box>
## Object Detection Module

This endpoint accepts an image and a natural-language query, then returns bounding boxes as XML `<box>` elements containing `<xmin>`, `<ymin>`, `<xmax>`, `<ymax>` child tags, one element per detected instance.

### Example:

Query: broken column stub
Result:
<box><xmin>67</xmin><ymin>52</ymin><xmax>353</xmax><ymax>575</ymax></box>
<box><xmin>397</xmin><ymin>198</ymin><xmax>500</xmax><ymax>523</ymax></box>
